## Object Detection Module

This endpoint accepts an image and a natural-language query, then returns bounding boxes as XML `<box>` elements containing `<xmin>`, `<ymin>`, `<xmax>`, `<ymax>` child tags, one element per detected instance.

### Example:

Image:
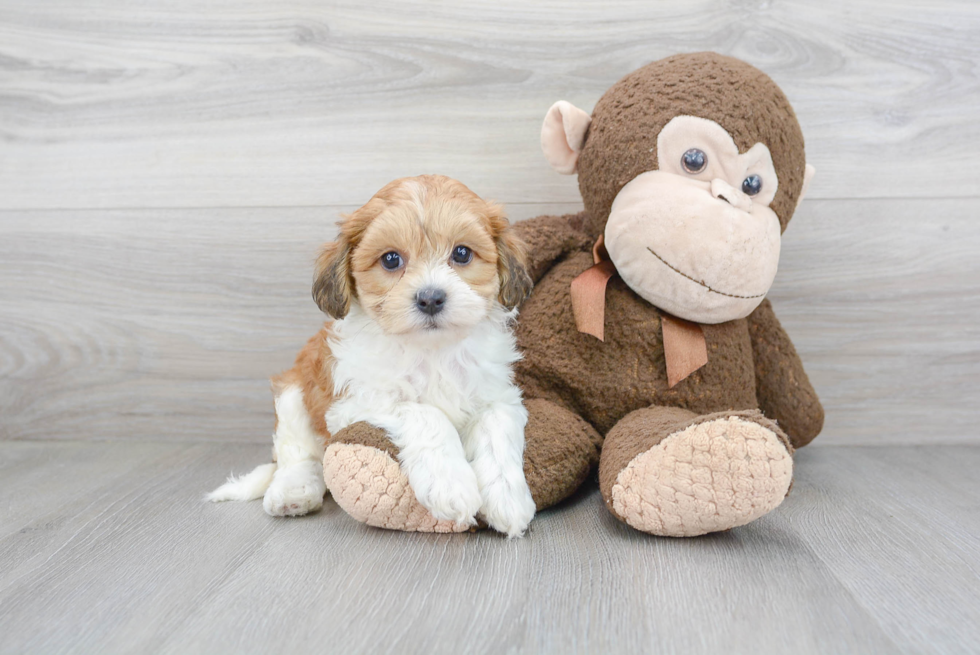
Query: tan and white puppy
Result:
<box><xmin>208</xmin><ymin>175</ymin><xmax>537</xmax><ymax>537</ymax></box>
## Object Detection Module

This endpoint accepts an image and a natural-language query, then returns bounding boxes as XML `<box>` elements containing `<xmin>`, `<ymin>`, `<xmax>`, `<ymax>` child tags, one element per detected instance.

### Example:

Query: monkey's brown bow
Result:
<box><xmin>570</xmin><ymin>236</ymin><xmax>708</xmax><ymax>388</ymax></box>
<box><xmin>569</xmin><ymin>236</ymin><xmax>617</xmax><ymax>342</ymax></box>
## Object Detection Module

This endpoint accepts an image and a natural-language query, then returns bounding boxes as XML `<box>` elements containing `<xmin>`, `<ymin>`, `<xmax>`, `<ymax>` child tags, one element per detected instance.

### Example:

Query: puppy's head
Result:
<box><xmin>313</xmin><ymin>175</ymin><xmax>531</xmax><ymax>338</ymax></box>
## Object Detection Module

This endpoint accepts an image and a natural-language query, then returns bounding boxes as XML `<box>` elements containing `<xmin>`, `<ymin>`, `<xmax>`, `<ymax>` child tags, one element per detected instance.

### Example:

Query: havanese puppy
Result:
<box><xmin>209</xmin><ymin>175</ymin><xmax>537</xmax><ymax>537</ymax></box>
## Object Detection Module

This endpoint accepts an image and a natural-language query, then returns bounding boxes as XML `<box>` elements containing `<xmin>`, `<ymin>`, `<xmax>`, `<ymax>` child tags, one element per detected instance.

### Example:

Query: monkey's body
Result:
<box><xmin>505</xmin><ymin>51</ymin><xmax>825</xmax><ymax>536</ymax></box>
<box><xmin>517</xmin><ymin>250</ymin><xmax>758</xmax><ymax>435</ymax></box>
<box><xmin>511</xmin><ymin>214</ymin><xmax>823</xmax><ymax>536</ymax></box>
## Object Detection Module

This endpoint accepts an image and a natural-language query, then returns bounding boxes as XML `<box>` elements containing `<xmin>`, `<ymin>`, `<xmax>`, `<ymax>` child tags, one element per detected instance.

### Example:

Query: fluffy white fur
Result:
<box><xmin>208</xmin><ymin>386</ymin><xmax>327</xmax><ymax>517</ymax></box>
<box><xmin>326</xmin><ymin>301</ymin><xmax>535</xmax><ymax>537</ymax></box>
<box><xmin>207</xmin><ymin>462</ymin><xmax>277</xmax><ymax>502</ymax></box>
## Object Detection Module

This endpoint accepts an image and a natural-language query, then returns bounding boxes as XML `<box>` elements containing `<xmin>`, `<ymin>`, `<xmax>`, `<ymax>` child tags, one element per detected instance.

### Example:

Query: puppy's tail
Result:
<box><xmin>206</xmin><ymin>462</ymin><xmax>277</xmax><ymax>502</ymax></box>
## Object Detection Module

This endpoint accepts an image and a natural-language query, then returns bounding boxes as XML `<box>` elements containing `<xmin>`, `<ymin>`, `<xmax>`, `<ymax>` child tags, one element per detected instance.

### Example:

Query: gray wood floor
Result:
<box><xmin>0</xmin><ymin>442</ymin><xmax>978</xmax><ymax>654</ymax></box>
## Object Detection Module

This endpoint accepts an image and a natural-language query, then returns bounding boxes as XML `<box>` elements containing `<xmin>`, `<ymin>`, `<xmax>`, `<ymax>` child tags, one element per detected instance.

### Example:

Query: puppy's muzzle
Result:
<box><xmin>415</xmin><ymin>287</ymin><xmax>447</xmax><ymax>316</ymax></box>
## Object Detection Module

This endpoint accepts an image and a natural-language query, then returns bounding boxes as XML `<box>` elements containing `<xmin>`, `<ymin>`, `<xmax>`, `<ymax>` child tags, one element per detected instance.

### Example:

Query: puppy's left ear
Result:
<box><xmin>495</xmin><ymin>224</ymin><xmax>533</xmax><ymax>310</ymax></box>
<box><xmin>312</xmin><ymin>238</ymin><xmax>353</xmax><ymax>319</ymax></box>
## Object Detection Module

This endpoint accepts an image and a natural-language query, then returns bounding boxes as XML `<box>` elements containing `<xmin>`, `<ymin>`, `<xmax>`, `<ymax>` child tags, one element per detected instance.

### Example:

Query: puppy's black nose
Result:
<box><xmin>415</xmin><ymin>288</ymin><xmax>447</xmax><ymax>316</ymax></box>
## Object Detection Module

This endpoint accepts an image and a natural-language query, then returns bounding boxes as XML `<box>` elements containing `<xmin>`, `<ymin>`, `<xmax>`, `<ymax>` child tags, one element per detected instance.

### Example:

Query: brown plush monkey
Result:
<box><xmin>513</xmin><ymin>51</ymin><xmax>823</xmax><ymax>536</ymax></box>
<box><xmin>323</xmin><ymin>52</ymin><xmax>823</xmax><ymax>537</ymax></box>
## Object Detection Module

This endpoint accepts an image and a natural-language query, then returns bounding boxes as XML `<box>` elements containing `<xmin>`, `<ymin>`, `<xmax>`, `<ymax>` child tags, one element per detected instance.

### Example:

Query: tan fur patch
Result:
<box><xmin>312</xmin><ymin>175</ymin><xmax>529</xmax><ymax>329</ymax></box>
<box><xmin>271</xmin><ymin>325</ymin><xmax>334</xmax><ymax>444</ymax></box>
<box><xmin>350</xmin><ymin>179</ymin><xmax>502</xmax><ymax>332</ymax></box>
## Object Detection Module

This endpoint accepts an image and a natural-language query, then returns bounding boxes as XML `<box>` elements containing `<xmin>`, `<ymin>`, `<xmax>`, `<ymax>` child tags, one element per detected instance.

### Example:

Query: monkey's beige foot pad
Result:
<box><xmin>610</xmin><ymin>416</ymin><xmax>793</xmax><ymax>537</ymax></box>
<box><xmin>323</xmin><ymin>443</ymin><xmax>472</xmax><ymax>533</ymax></box>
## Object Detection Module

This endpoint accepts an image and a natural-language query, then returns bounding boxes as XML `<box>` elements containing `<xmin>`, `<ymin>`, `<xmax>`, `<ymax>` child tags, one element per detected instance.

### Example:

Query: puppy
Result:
<box><xmin>209</xmin><ymin>175</ymin><xmax>537</xmax><ymax>537</ymax></box>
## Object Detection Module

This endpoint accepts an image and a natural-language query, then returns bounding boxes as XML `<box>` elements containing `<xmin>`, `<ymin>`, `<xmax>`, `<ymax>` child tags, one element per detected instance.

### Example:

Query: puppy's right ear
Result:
<box><xmin>312</xmin><ymin>239</ymin><xmax>353</xmax><ymax>319</ymax></box>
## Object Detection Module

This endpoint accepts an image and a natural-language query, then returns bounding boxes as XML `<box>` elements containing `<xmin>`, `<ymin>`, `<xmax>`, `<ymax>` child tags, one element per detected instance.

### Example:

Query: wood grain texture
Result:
<box><xmin>772</xmin><ymin>197</ymin><xmax>980</xmax><ymax>444</ymax></box>
<box><xmin>2</xmin><ymin>198</ymin><xmax>977</xmax><ymax>445</ymax></box>
<box><xmin>1</xmin><ymin>441</ymin><xmax>978</xmax><ymax>654</ymax></box>
<box><xmin>0</xmin><ymin>0</ymin><xmax>978</xmax><ymax>210</ymax></box>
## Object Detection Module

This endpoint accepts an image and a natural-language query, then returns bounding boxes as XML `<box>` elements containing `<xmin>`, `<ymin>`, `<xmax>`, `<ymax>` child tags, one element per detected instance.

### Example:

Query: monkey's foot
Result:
<box><xmin>322</xmin><ymin>423</ymin><xmax>472</xmax><ymax>534</ymax></box>
<box><xmin>600</xmin><ymin>409</ymin><xmax>793</xmax><ymax>537</ymax></box>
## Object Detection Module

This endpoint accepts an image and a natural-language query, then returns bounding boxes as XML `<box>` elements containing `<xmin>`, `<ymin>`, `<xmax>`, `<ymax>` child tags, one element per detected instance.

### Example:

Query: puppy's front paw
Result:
<box><xmin>480</xmin><ymin>478</ymin><xmax>536</xmax><ymax>538</ymax></box>
<box><xmin>263</xmin><ymin>460</ymin><xmax>327</xmax><ymax>517</ymax></box>
<box><xmin>410</xmin><ymin>460</ymin><xmax>482</xmax><ymax>527</ymax></box>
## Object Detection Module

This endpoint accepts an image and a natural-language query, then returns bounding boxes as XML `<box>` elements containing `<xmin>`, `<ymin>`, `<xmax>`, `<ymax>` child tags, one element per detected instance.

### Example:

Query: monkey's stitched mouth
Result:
<box><xmin>646</xmin><ymin>247</ymin><xmax>766</xmax><ymax>300</ymax></box>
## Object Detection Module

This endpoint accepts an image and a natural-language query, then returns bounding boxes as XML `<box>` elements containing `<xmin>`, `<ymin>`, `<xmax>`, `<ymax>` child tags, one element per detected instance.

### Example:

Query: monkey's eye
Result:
<box><xmin>380</xmin><ymin>251</ymin><xmax>403</xmax><ymax>271</ymax></box>
<box><xmin>451</xmin><ymin>245</ymin><xmax>473</xmax><ymax>265</ymax></box>
<box><xmin>681</xmin><ymin>148</ymin><xmax>707</xmax><ymax>173</ymax></box>
<box><xmin>741</xmin><ymin>174</ymin><xmax>763</xmax><ymax>196</ymax></box>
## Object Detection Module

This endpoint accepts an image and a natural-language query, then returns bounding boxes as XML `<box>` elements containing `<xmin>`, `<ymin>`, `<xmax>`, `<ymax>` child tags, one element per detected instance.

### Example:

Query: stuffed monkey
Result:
<box><xmin>512</xmin><ymin>51</ymin><xmax>823</xmax><ymax>536</ymax></box>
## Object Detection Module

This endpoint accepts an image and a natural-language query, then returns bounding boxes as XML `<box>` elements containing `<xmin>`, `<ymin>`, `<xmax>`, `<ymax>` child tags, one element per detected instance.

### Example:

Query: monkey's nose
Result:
<box><xmin>711</xmin><ymin>178</ymin><xmax>753</xmax><ymax>211</ymax></box>
<box><xmin>416</xmin><ymin>287</ymin><xmax>447</xmax><ymax>316</ymax></box>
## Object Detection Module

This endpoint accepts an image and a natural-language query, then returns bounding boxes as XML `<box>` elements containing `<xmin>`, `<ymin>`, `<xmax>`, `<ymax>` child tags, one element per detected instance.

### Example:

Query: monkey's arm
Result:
<box><xmin>746</xmin><ymin>299</ymin><xmax>824</xmax><ymax>448</ymax></box>
<box><xmin>512</xmin><ymin>212</ymin><xmax>592</xmax><ymax>283</ymax></box>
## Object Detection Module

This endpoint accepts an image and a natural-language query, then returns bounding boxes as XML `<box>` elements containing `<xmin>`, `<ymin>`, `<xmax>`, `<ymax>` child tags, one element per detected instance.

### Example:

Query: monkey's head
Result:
<box><xmin>542</xmin><ymin>52</ymin><xmax>814</xmax><ymax>324</ymax></box>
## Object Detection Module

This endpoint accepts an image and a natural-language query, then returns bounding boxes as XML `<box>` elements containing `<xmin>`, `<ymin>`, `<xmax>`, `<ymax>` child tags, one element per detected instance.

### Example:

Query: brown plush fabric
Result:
<box><xmin>576</xmin><ymin>52</ymin><xmax>807</xmax><ymax>239</ymax></box>
<box><xmin>512</xmin><ymin>212</ymin><xmax>592</xmax><ymax>283</ymax></box>
<box><xmin>515</xmin><ymin>252</ymin><xmax>759</xmax><ymax>436</ymax></box>
<box><xmin>746</xmin><ymin>299</ymin><xmax>825</xmax><ymax>447</ymax></box>
<box><xmin>327</xmin><ymin>422</ymin><xmax>400</xmax><ymax>459</ymax></box>
<box><xmin>597</xmin><ymin>406</ymin><xmax>698</xmax><ymax>512</ymax></box>
<box><xmin>522</xmin><ymin>398</ymin><xmax>602</xmax><ymax>510</ymax></box>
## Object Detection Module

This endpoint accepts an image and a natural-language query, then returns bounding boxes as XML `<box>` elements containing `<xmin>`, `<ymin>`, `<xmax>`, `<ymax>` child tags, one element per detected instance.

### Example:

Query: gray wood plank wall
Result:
<box><xmin>1</xmin><ymin>1</ymin><xmax>978</xmax><ymax>445</ymax></box>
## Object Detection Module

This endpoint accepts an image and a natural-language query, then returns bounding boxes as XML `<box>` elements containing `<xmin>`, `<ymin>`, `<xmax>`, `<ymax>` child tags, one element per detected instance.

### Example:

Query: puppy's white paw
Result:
<box><xmin>409</xmin><ymin>459</ymin><xmax>482</xmax><ymax>527</ymax></box>
<box><xmin>262</xmin><ymin>460</ymin><xmax>326</xmax><ymax>517</ymax></box>
<box><xmin>479</xmin><ymin>478</ymin><xmax>536</xmax><ymax>538</ymax></box>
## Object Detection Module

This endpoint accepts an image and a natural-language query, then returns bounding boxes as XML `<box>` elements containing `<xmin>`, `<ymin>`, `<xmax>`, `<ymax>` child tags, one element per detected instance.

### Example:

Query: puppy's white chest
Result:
<box><xmin>406</xmin><ymin>358</ymin><xmax>476</xmax><ymax>427</ymax></box>
<box><xmin>325</xmin><ymin>306</ymin><xmax>519</xmax><ymax>437</ymax></box>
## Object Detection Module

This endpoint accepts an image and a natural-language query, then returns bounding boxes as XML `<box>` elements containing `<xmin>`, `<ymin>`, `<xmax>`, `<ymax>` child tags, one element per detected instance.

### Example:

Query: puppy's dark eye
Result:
<box><xmin>380</xmin><ymin>251</ymin><xmax>402</xmax><ymax>271</ymax></box>
<box><xmin>742</xmin><ymin>174</ymin><xmax>763</xmax><ymax>196</ymax></box>
<box><xmin>681</xmin><ymin>148</ymin><xmax>707</xmax><ymax>173</ymax></box>
<box><xmin>451</xmin><ymin>245</ymin><xmax>473</xmax><ymax>265</ymax></box>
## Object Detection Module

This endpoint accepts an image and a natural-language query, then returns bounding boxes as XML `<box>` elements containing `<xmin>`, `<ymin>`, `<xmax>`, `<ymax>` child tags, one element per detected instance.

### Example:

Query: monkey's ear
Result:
<box><xmin>312</xmin><ymin>239</ymin><xmax>353</xmax><ymax>319</ymax></box>
<box><xmin>795</xmin><ymin>163</ymin><xmax>816</xmax><ymax>211</ymax></box>
<box><xmin>541</xmin><ymin>100</ymin><xmax>592</xmax><ymax>175</ymax></box>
